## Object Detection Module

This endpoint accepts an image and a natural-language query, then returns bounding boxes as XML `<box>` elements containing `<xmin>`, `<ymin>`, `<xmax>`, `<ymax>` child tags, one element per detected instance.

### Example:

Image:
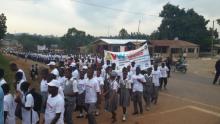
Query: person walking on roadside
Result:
<box><xmin>0</xmin><ymin>85</ymin><xmax>4</xmax><ymax>124</ymax></box>
<box><xmin>213</xmin><ymin>59</ymin><xmax>220</xmax><ymax>85</ymax></box>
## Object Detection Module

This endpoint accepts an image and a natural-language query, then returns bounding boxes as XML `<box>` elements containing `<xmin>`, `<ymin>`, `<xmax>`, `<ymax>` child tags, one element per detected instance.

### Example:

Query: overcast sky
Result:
<box><xmin>0</xmin><ymin>0</ymin><xmax>219</xmax><ymax>36</ymax></box>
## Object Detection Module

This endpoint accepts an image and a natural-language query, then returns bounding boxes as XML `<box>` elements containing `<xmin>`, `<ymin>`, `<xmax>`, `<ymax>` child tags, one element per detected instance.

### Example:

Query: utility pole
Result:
<box><xmin>107</xmin><ymin>25</ymin><xmax>110</xmax><ymax>37</ymax></box>
<box><xmin>212</xmin><ymin>20</ymin><xmax>214</xmax><ymax>57</ymax></box>
<box><xmin>137</xmin><ymin>20</ymin><xmax>141</xmax><ymax>33</ymax></box>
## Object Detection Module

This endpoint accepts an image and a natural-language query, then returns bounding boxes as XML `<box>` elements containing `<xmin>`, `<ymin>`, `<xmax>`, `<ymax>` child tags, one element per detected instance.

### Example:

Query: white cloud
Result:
<box><xmin>0</xmin><ymin>0</ymin><xmax>219</xmax><ymax>36</ymax></box>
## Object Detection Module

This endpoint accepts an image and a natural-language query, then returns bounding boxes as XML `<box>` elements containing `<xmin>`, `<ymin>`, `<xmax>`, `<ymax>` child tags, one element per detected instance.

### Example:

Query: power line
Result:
<box><xmin>71</xmin><ymin>0</ymin><xmax>160</xmax><ymax>17</ymax></box>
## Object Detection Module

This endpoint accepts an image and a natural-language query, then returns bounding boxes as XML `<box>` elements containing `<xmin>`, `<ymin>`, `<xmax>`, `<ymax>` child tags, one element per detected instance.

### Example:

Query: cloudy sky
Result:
<box><xmin>0</xmin><ymin>0</ymin><xmax>219</xmax><ymax>36</ymax></box>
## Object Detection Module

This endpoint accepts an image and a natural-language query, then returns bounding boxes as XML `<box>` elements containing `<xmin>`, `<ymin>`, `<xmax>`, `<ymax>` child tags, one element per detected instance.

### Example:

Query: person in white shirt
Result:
<box><xmin>48</xmin><ymin>73</ymin><xmax>64</xmax><ymax>98</ymax></box>
<box><xmin>159</xmin><ymin>62</ymin><xmax>169</xmax><ymax>90</ymax></box>
<box><xmin>152</xmin><ymin>64</ymin><xmax>161</xmax><ymax>105</ymax></box>
<box><xmin>143</xmin><ymin>67</ymin><xmax>153</xmax><ymax>111</ymax></box>
<box><xmin>10</xmin><ymin>63</ymin><xmax>27</xmax><ymax>81</ymax></box>
<box><xmin>131</xmin><ymin>66</ymin><xmax>146</xmax><ymax>115</ymax></box>
<box><xmin>104</xmin><ymin>71</ymin><xmax>119</xmax><ymax>123</ymax></box>
<box><xmin>48</xmin><ymin>61</ymin><xmax>59</xmax><ymax>78</ymax></box>
<box><xmin>15</xmin><ymin>72</ymin><xmax>26</xmax><ymax>95</ymax></box>
<box><xmin>20</xmin><ymin>82</ymin><xmax>39</xmax><ymax>124</ymax></box>
<box><xmin>102</xmin><ymin>60</ymin><xmax>111</xmax><ymax>70</ymax></box>
<box><xmin>85</xmin><ymin>68</ymin><xmax>100</xmax><ymax>124</ymax></box>
<box><xmin>45</xmin><ymin>80</ymin><xmax>65</xmax><ymax>124</ymax></box>
<box><xmin>71</xmin><ymin>64</ymin><xmax>79</xmax><ymax>80</ymax></box>
<box><xmin>119</xmin><ymin>67</ymin><xmax>131</xmax><ymax>121</ymax></box>
<box><xmin>126</xmin><ymin>65</ymin><xmax>133</xmax><ymax>80</ymax></box>
<box><xmin>94</xmin><ymin>69</ymin><xmax>104</xmax><ymax>116</ymax></box>
<box><xmin>130</xmin><ymin>61</ymin><xmax>136</xmax><ymax>75</ymax></box>
<box><xmin>1</xmin><ymin>84</ymin><xmax>16</xmax><ymax>124</ymax></box>
<box><xmin>57</xmin><ymin>68</ymin><xmax>66</xmax><ymax>89</ymax></box>
<box><xmin>0</xmin><ymin>69</ymin><xmax>7</xmax><ymax>86</ymax></box>
<box><xmin>39</xmin><ymin>68</ymin><xmax>49</xmax><ymax>116</ymax></box>
<box><xmin>76</xmin><ymin>71</ymin><xmax>86</xmax><ymax>118</ymax></box>
<box><xmin>63</xmin><ymin>68</ymin><xmax>78</xmax><ymax>124</ymax></box>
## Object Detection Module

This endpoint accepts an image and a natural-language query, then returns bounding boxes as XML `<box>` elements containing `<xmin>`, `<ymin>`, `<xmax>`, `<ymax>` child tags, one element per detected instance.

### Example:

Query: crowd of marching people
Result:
<box><xmin>0</xmin><ymin>52</ymin><xmax>171</xmax><ymax>124</ymax></box>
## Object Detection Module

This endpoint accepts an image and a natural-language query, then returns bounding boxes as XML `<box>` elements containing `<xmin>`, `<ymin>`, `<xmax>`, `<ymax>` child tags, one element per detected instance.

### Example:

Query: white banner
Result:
<box><xmin>104</xmin><ymin>43</ymin><xmax>151</xmax><ymax>70</ymax></box>
<box><xmin>37</xmin><ymin>45</ymin><xmax>47</xmax><ymax>51</ymax></box>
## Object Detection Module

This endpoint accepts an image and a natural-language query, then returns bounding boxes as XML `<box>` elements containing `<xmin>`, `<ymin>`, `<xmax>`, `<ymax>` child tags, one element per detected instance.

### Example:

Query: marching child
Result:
<box><xmin>104</xmin><ymin>71</ymin><xmax>119</xmax><ymax>123</ymax></box>
<box><xmin>143</xmin><ymin>67</ymin><xmax>153</xmax><ymax>111</ymax></box>
<box><xmin>159</xmin><ymin>62</ymin><xmax>169</xmax><ymax>90</ymax></box>
<box><xmin>152</xmin><ymin>64</ymin><xmax>161</xmax><ymax>105</ymax></box>
<box><xmin>2</xmin><ymin>83</ymin><xmax>16</xmax><ymax>124</ymax></box>
<box><xmin>119</xmin><ymin>67</ymin><xmax>131</xmax><ymax>121</ymax></box>
<box><xmin>94</xmin><ymin>68</ymin><xmax>104</xmax><ymax>116</ymax></box>
<box><xmin>76</xmin><ymin>71</ymin><xmax>86</xmax><ymax>118</ymax></box>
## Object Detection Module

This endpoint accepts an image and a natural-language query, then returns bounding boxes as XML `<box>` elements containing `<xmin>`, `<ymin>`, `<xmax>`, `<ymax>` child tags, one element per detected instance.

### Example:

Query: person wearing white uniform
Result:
<box><xmin>20</xmin><ymin>82</ymin><xmax>39</xmax><ymax>124</ymax></box>
<box><xmin>94</xmin><ymin>69</ymin><xmax>104</xmax><ymax>116</ymax></box>
<box><xmin>40</xmin><ymin>68</ymin><xmax>49</xmax><ymax>114</ymax></box>
<box><xmin>159</xmin><ymin>63</ymin><xmax>169</xmax><ymax>90</ymax></box>
<box><xmin>131</xmin><ymin>67</ymin><xmax>146</xmax><ymax>115</ymax></box>
<box><xmin>10</xmin><ymin>63</ymin><xmax>27</xmax><ymax>81</ymax></box>
<box><xmin>0</xmin><ymin>69</ymin><xmax>7</xmax><ymax>86</ymax></box>
<box><xmin>48</xmin><ymin>61</ymin><xmax>59</xmax><ymax>78</ymax></box>
<box><xmin>63</xmin><ymin>68</ymin><xmax>78</xmax><ymax>124</ymax></box>
<box><xmin>45</xmin><ymin>80</ymin><xmax>65</xmax><ymax>124</ymax></box>
<box><xmin>85</xmin><ymin>68</ymin><xmax>100</xmax><ymax>124</ymax></box>
<box><xmin>151</xmin><ymin>64</ymin><xmax>161</xmax><ymax>104</ymax></box>
<box><xmin>1</xmin><ymin>84</ymin><xmax>16</xmax><ymax>124</ymax></box>
<box><xmin>76</xmin><ymin>71</ymin><xmax>86</xmax><ymax>118</ymax></box>
<box><xmin>130</xmin><ymin>61</ymin><xmax>136</xmax><ymax>75</ymax></box>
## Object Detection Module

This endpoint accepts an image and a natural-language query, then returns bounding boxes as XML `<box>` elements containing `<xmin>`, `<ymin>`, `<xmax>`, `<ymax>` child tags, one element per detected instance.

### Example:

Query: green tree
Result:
<box><xmin>61</xmin><ymin>27</ymin><xmax>95</xmax><ymax>52</ymax></box>
<box><xmin>119</xmin><ymin>28</ymin><xmax>129</xmax><ymax>39</ymax></box>
<box><xmin>0</xmin><ymin>13</ymin><xmax>7</xmax><ymax>40</ymax></box>
<box><xmin>152</xmin><ymin>3</ymin><xmax>217</xmax><ymax>51</ymax></box>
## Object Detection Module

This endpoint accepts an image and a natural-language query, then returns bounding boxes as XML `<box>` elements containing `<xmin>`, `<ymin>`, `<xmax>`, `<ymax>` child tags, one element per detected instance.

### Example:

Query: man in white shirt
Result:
<box><xmin>71</xmin><ymin>63</ymin><xmax>79</xmax><ymax>80</ymax></box>
<box><xmin>0</xmin><ymin>69</ymin><xmax>7</xmax><ymax>86</ymax></box>
<box><xmin>1</xmin><ymin>84</ymin><xmax>16</xmax><ymax>124</ymax></box>
<box><xmin>158</xmin><ymin>63</ymin><xmax>169</xmax><ymax>90</ymax></box>
<box><xmin>10</xmin><ymin>63</ymin><xmax>27</xmax><ymax>81</ymax></box>
<box><xmin>85</xmin><ymin>68</ymin><xmax>100</xmax><ymax>124</ymax></box>
<box><xmin>48</xmin><ymin>61</ymin><xmax>59</xmax><ymax>78</ymax></box>
<box><xmin>45</xmin><ymin>79</ymin><xmax>65</xmax><ymax>124</ymax></box>
<box><xmin>63</xmin><ymin>68</ymin><xmax>78</xmax><ymax>124</ymax></box>
<box><xmin>152</xmin><ymin>64</ymin><xmax>161</xmax><ymax>104</ymax></box>
<box><xmin>94</xmin><ymin>69</ymin><xmax>104</xmax><ymax>116</ymax></box>
<box><xmin>130</xmin><ymin>61</ymin><xmax>136</xmax><ymax>75</ymax></box>
<box><xmin>131</xmin><ymin>67</ymin><xmax>146</xmax><ymax>115</ymax></box>
<box><xmin>20</xmin><ymin>82</ymin><xmax>39</xmax><ymax>124</ymax></box>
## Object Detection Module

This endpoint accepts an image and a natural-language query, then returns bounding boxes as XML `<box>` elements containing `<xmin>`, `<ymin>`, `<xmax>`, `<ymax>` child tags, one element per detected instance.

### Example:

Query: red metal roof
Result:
<box><xmin>149</xmin><ymin>40</ymin><xmax>199</xmax><ymax>47</ymax></box>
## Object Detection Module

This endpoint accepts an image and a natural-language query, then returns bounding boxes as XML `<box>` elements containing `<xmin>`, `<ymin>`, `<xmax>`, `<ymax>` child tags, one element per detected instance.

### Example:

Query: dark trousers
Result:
<box><xmin>213</xmin><ymin>72</ymin><xmax>220</xmax><ymax>84</ymax></box>
<box><xmin>160</xmin><ymin>78</ymin><xmax>168</xmax><ymax>89</ymax></box>
<box><xmin>64</xmin><ymin>98</ymin><xmax>76</xmax><ymax>124</ymax></box>
<box><xmin>85</xmin><ymin>103</ymin><xmax>97</xmax><ymax>124</ymax></box>
<box><xmin>133</xmin><ymin>91</ymin><xmax>143</xmax><ymax>113</ymax></box>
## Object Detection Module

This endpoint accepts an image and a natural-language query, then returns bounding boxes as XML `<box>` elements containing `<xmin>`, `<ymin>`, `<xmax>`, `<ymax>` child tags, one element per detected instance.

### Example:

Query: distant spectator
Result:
<box><xmin>10</xmin><ymin>63</ymin><xmax>27</xmax><ymax>81</ymax></box>
<box><xmin>0</xmin><ymin>86</ymin><xmax>4</xmax><ymax>124</ymax></box>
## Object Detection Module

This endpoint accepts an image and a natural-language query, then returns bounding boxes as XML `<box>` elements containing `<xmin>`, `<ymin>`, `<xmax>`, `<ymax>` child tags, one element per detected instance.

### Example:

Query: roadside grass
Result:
<box><xmin>0</xmin><ymin>53</ymin><xmax>14</xmax><ymax>93</ymax></box>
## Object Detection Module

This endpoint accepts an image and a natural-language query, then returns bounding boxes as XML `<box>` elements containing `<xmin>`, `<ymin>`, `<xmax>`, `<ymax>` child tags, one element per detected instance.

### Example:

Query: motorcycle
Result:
<box><xmin>174</xmin><ymin>63</ymin><xmax>187</xmax><ymax>73</ymax></box>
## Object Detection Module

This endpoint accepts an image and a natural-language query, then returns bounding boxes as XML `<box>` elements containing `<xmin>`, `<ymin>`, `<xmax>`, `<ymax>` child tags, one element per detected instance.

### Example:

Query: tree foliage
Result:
<box><xmin>118</xmin><ymin>28</ymin><xmax>129</xmax><ymax>39</ymax></box>
<box><xmin>102</xmin><ymin>28</ymin><xmax>148</xmax><ymax>39</ymax></box>
<box><xmin>151</xmin><ymin>3</ymin><xmax>218</xmax><ymax>51</ymax></box>
<box><xmin>60</xmin><ymin>27</ymin><xmax>95</xmax><ymax>52</ymax></box>
<box><xmin>0</xmin><ymin>13</ymin><xmax>7</xmax><ymax>40</ymax></box>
